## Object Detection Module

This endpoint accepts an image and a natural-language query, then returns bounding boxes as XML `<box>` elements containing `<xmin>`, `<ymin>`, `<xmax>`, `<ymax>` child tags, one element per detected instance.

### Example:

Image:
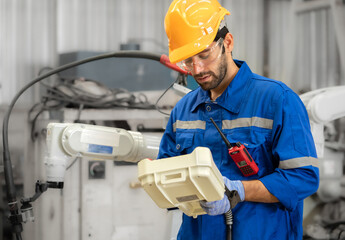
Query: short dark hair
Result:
<box><xmin>214</xmin><ymin>26</ymin><xmax>229</xmax><ymax>42</ymax></box>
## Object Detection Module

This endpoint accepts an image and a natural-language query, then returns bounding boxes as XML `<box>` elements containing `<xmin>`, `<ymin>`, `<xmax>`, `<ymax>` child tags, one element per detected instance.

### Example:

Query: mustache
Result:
<box><xmin>194</xmin><ymin>71</ymin><xmax>216</xmax><ymax>79</ymax></box>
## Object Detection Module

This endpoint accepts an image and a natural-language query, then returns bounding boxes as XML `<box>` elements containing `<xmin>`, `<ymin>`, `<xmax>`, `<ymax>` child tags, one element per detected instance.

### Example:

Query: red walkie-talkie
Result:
<box><xmin>210</xmin><ymin>118</ymin><xmax>259</xmax><ymax>177</ymax></box>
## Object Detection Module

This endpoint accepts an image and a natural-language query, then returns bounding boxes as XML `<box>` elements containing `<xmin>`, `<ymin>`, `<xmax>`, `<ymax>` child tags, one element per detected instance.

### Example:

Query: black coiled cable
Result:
<box><xmin>225</xmin><ymin>210</ymin><xmax>233</xmax><ymax>240</ymax></box>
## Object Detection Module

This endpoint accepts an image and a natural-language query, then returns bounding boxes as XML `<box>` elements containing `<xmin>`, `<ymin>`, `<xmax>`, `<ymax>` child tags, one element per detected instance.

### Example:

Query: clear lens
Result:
<box><xmin>177</xmin><ymin>38</ymin><xmax>224</xmax><ymax>72</ymax></box>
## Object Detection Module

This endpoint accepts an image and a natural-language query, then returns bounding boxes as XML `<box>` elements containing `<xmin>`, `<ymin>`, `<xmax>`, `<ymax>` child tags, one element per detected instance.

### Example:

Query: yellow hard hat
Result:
<box><xmin>165</xmin><ymin>0</ymin><xmax>230</xmax><ymax>63</ymax></box>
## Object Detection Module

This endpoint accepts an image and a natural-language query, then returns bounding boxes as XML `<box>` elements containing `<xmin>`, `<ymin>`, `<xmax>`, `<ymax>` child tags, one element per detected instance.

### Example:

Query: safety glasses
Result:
<box><xmin>177</xmin><ymin>38</ymin><xmax>224</xmax><ymax>72</ymax></box>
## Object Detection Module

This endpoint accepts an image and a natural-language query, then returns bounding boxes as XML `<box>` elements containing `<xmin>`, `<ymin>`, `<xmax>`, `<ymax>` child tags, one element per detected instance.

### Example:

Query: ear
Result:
<box><xmin>223</xmin><ymin>33</ymin><xmax>234</xmax><ymax>54</ymax></box>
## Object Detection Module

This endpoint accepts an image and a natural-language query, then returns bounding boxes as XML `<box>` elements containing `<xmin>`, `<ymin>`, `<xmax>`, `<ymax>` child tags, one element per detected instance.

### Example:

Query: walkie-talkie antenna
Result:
<box><xmin>210</xmin><ymin>118</ymin><xmax>233</xmax><ymax>148</ymax></box>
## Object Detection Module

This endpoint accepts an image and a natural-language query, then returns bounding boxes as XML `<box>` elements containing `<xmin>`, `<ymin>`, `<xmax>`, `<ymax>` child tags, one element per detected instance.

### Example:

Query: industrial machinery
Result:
<box><xmin>300</xmin><ymin>86</ymin><xmax>345</xmax><ymax>239</ymax></box>
<box><xmin>300</xmin><ymin>86</ymin><xmax>345</xmax><ymax>202</ymax></box>
<box><xmin>45</xmin><ymin>123</ymin><xmax>161</xmax><ymax>187</ymax></box>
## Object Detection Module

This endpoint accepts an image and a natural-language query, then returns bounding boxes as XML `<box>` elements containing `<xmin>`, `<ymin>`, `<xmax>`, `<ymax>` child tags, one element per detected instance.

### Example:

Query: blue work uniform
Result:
<box><xmin>157</xmin><ymin>60</ymin><xmax>319</xmax><ymax>240</ymax></box>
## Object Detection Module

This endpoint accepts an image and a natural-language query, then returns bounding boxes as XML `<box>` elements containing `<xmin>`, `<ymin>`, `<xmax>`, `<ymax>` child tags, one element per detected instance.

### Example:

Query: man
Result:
<box><xmin>158</xmin><ymin>0</ymin><xmax>319</xmax><ymax>239</ymax></box>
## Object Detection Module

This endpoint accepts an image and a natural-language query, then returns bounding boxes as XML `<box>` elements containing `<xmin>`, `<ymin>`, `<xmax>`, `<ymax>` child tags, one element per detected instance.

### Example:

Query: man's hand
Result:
<box><xmin>200</xmin><ymin>176</ymin><xmax>245</xmax><ymax>216</ymax></box>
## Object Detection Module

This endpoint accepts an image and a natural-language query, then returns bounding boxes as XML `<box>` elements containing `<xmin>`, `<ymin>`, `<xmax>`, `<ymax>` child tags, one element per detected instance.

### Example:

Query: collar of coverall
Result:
<box><xmin>190</xmin><ymin>60</ymin><xmax>253</xmax><ymax>114</ymax></box>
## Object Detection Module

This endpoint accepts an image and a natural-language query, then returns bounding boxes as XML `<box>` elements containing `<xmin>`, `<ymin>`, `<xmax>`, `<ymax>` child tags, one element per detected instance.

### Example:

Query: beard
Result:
<box><xmin>193</xmin><ymin>54</ymin><xmax>228</xmax><ymax>91</ymax></box>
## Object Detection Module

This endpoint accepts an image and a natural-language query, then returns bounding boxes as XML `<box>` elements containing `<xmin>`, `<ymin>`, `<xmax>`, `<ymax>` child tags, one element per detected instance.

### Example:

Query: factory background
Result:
<box><xmin>0</xmin><ymin>0</ymin><xmax>344</xmax><ymax>240</ymax></box>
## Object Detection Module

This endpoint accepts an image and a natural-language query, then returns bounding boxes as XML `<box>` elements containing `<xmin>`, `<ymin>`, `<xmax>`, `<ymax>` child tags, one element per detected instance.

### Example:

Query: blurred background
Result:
<box><xmin>0</xmin><ymin>0</ymin><xmax>344</xmax><ymax>239</ymax></box>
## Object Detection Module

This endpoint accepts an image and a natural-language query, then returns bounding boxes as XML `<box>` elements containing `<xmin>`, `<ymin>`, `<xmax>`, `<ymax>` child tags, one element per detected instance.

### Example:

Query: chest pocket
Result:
<box><xmin>175</xmin><ymin>132</ymin><xmax>195</xmax><ymax>155</ymax></box>
<box><xmin>226</xmin><ymin>128</ymin><xmax>273</xmax><ymax>178</ymax></box>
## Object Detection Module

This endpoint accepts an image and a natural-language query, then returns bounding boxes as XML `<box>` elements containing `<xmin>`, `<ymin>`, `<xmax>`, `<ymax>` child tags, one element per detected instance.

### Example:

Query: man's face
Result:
<box><xmin>177</xmin><ymin>38</ymin><xmax>228</xmax><ymax>91</ymax></box>
<box><xmin>192</xmin><ymin>48</ymin><xmax>227</xmax><ymax>91</ymax></box>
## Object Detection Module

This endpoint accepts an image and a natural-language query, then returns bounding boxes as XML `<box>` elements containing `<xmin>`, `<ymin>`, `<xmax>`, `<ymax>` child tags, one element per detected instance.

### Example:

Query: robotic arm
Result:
<box><xmin>300</xmin><ymin>86</ymin><xmax>345</xmax><ymax>158</ymax></box>
<box><xmin>300</xmin><ymin>86</ymin><xmax>345</xmax><ymax>202</ymax></box>
<box><xmin>45</xmin><ymin>122</ymin><xmax>161</xmax><ymax>188</ymax></box>
<box><xmin>46</xmin><ymin>123</ymin><xmax>225</xmax><ymax>218</ymax></box>
<box><xmin>301</xmin><ymin>86</ymin><xmax>345</xmax><ymax>123</ymax></box>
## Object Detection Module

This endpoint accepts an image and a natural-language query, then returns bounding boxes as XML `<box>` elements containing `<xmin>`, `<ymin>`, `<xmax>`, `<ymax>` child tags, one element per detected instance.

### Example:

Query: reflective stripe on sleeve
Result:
<box><xmin>279</xmin><ymin>157</ymin><xmax>319</xmax><ymax>169</ymax></box>
<box><xmin>173</xmin><ymin>120</ymin><xmax>206</xmax><ymax>132</ymax></box>
<box><xmin>222</xmin><ymin>117</ymin><xmax>273</xmax><ymax>130</ymax></box>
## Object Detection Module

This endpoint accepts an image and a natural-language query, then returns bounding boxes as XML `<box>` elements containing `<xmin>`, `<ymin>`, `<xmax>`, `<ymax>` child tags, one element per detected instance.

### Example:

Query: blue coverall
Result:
<box><xmin>157</xmin><ymin>60</ymin><xmax>319</xmax><ymax>240</ymax></box>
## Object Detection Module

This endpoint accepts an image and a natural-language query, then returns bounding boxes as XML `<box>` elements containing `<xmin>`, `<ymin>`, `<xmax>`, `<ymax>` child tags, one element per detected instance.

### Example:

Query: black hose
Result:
<box><xmin>1</xmin><ymin>50</ymin><xmax>169</xmax><ymax>239</ymax></box>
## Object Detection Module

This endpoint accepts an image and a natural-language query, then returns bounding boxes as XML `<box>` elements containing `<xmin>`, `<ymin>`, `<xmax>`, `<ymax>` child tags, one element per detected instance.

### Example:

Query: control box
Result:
<box><xmin>138</xmin><ymin>147</ymin><xmax>224</xmax><ymax>218</ymax></box>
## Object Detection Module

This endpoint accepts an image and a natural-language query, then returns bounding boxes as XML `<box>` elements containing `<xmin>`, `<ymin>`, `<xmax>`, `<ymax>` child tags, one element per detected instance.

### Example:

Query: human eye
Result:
<box><xmin>198</xmin><ymin>50</ymin><xmax>210</xmax><ymax>59</ymax></box>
